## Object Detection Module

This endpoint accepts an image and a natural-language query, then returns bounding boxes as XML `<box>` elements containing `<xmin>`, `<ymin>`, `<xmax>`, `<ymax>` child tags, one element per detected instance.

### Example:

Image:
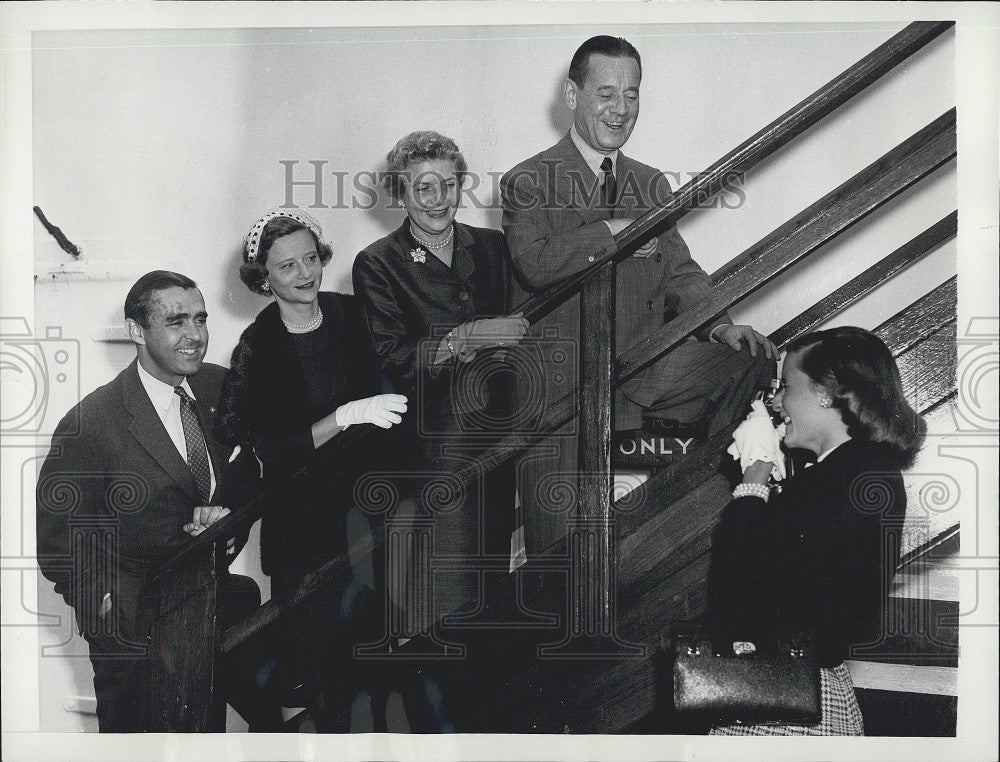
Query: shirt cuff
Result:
<box><xmin>709</xmin><ymin>324</ymin><xmax>725</xmax><ymax>343</ymax></box>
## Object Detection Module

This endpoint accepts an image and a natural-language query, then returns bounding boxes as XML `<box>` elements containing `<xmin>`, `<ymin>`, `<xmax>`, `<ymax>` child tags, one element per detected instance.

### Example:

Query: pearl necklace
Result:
<box><xmin>282</xmin><ymin>308</ymin><xmax>323</xmax><ymax>334</ymax></box>
<box><xmin>411</xmin><ymin>224</ymin><xmax>454</xmax><ymax>251</ymax></box>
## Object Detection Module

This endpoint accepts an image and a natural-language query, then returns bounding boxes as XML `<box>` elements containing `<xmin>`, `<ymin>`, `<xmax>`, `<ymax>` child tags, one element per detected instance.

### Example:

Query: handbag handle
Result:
<box><xmin>672</xmin><ymin>617</ymin><xmax>813</xmax><ymax>659</ymax></box>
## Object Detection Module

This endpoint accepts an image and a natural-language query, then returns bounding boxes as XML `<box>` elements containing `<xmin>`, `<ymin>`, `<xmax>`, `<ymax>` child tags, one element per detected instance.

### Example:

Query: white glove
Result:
<box><xmin>335</xmin><ymin>394</ymin><xmax>408</xmax><ymax>429</ymax></box>
<box><xmin>727</xmin><ymin>400</ymin><xmax>787</xmax><ymax>481</ymax></box>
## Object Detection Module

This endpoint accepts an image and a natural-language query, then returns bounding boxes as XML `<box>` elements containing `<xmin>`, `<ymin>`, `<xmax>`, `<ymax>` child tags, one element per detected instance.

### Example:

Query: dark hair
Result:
<box><xmin>382</xmin><ymin>130</ymin><xmax>468</xmax><ymax>202</ymax></box>
<box><xmin>124</xmin><ymin>270</ymin><xmax>198</xmax><ymax>328</ymax></box>
<box><xmin>786</xmin><ymin>326</ymin><xmax>926</xmax><ymax>468</ymax></box>
<box><xmin>239</xmin><ymin>216</ymin><xmax>333</xmax><ymax>295</ymax></box>
<box><xmin>568</xmin><ymin>35</ymin><xmax>642</xmax><ymax>87</ymax></box>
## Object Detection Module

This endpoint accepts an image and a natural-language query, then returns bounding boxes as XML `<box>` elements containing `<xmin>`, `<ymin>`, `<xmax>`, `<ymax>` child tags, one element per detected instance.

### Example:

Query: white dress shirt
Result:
<box><xmin>570</xmin><ymin>125</ymin><xmax>723</xmax><ymax>343</ymax></box>
<box><xmin>570</xmin><ymin>124</ymin><xmax>619</xmax><ymax>182</ymax></box>
<box><xmin>136</xmin><ymin>361</ymin><xmax>216</xmax><ymax>500</ymax></box>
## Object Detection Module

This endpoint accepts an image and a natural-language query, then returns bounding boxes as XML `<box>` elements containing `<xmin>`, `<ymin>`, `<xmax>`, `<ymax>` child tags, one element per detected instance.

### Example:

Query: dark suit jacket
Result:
<box><xmin>500</xmin><ymin>132</ymin><xmax>731</xmax><ymax>354</ymax></box>
<box><xmin>353</xmin><ymin>218</ymin><xmax>519</xmax><ymax>573</ymax></box>
<box><xmin>36</xmin><ymin>359</ymin><xmax>233</xmax><ymax>639</ymax></box>
<box><xmin>707</xmin><ymin>439</ymin><xmax>907</xmax><ymax>667</ymax></box>
<box><xmin>353</xmin><ymin>219</ymin><xmax>514</xmax><ymax>424</ymax></box>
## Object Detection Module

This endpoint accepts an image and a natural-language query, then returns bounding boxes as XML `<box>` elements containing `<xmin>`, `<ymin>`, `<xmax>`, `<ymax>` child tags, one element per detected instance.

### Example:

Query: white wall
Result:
<box><xmin>28</xmin><ymin>21</ymin><xmax>956</xmax><ymax>733</ymax></box>
<box><xmin>31</xmin><ymin>23</ymin><xmax>956</xmax><ymax>359</ymax></box>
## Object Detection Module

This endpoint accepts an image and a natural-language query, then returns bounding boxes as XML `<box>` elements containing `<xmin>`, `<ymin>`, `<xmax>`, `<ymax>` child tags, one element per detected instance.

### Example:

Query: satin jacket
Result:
<box><xmin>352</xmin><ymin>219</ymin><xmax>515</xmax><ymax>427</ymax></box>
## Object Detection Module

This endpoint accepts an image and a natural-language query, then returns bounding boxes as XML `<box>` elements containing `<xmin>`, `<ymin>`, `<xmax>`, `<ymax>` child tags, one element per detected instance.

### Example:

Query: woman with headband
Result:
<box><xmin>216</xmin><ymin>209</ymin><xmax>407</xmax><ymax>716</ymax></box>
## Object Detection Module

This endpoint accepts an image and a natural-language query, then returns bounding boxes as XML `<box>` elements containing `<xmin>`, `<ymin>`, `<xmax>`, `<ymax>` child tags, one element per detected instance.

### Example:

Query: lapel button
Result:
<box><xmin>458</xmin><ymin>291</ymin><xmax>470</xmax><ymax>301</ymax></box>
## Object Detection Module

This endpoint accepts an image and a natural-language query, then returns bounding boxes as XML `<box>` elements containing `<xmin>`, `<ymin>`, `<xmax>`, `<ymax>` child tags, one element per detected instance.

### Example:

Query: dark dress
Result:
<box><xmin>217</xmin><ymin>291</ymin><xmax>381</xmax><ymax>580</ymax></box>
<box><xmin>706</xmin><ymin>438</ymin><xmax>908</xmax><ymax>734</ymax></box>
<box><xmin>216</xmin><ymin>291</ymin><xmax>386</xmax><ymax>708</ymax></box>
<box><xmin>352</xmin><ymin>220</ymin><xmax>518</xmax><ymax>624</ymax></box>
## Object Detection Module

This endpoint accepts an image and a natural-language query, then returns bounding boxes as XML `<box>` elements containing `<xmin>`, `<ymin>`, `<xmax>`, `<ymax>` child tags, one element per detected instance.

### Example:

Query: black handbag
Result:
<box><xmin>670</xmin><ymin>619</ymin><xmax>821</xmax><ymax>726</ymax></box>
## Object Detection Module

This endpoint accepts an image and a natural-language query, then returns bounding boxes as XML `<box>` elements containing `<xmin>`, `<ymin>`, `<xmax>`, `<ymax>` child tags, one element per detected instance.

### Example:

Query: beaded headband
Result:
<box><xmin>244</xmin><ymin>209</ymin><xmax>324</xmax><ymax>263</ymax></box>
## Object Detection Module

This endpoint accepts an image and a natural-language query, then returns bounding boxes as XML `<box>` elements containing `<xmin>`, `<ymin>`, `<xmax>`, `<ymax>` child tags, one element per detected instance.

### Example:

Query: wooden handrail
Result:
<box><xmin>218</xmin><ymin>133</ymin><xmax>955</xmax><ymax>654</ymax></box>
<box><xmin>897</xmin><ymin>524</ymin><xmax>959</xmax><ymax>570</ymax></box>
<box><xmin>203</xmin><ymin>115</ymin><xmax>957</xmax><ymax>654</ymax></box>
<box><xmin>155</xmin><ymin>22</ymin><xmax>955</xmax><ymax>660</ymax></box>
<box><xmin>221</xmin><ymin>522</ymin><xmax>387</xmax><ymax>653</ymax></box>
<box><xmin>156</xmin><ymin>20</ymin><xmax>951</xmax><ymax>583</ymax></box>
<box><xmin>877</xmin><ymin>276</ymin><xmax>958</xmax><ymax>415</ymax></box>
<box><xmin>617</xmin><ymin>270</ymin><xmax>958</xmax><ymax>545</ymax></box>
<box><xmin>452</xmin><ymin>109</ymin><xmax>955</xmax><ymax>493</ymax></box>
<box><xmin>150</xmin><ymin>422</ymin><xmax>378</xmax><ymax>583</ymax></box>
<box><xmin>874</xmin><ymin>275</ymin><xmax>956</xmax><ymax>358</ymax></box>
<box><xmin>618</xmin><ymin>110</ymin><xmax>956</xmax><ymax>381</ymax></box>
<box><xmin>770</xmin><ymin>212</ymin><xmax>957</xmax><ymax>347</ymax></box>
<box><xmin>430</xmin><ymin>283</ymin><xmax>961</xmax><ymax>734</ymax></box>
<box><xmin>515</xmin><ymin>21</ymin><xmax>953</xmax><ymax>325</ymax></box>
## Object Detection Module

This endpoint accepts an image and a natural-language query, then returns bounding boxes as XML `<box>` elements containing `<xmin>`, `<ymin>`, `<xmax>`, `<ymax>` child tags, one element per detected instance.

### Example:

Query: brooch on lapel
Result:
<box><xmin>410</xmin><ymin>247</ymin><xmax>427</xmax><ymax>264</ymax></box>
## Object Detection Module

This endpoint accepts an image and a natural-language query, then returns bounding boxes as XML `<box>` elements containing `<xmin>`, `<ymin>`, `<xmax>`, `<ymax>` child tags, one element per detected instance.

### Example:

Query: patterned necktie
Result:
<box><xmin>601</xmin><ymin>156</ymin><xmax>617</xmax><ymax>217</ymax></box>
<box><xmin>174</xmin><ymin>386</ymin><xmax>211</xmax><ymax>503</ymax></box>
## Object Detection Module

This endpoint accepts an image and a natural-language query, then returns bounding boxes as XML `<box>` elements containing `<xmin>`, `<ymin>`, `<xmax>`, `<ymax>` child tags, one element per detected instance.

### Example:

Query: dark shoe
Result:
<box><xmin>642</xmin><ymin>416</ymin><xmax>707</xmax><ymax>440</ymax></box>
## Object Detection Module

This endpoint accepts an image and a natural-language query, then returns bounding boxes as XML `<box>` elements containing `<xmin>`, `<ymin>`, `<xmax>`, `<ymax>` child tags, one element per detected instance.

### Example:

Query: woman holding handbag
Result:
<box><xmin>703</xmin><ymin>326</ymin><xmax>925</xmax><ymax>735</ymax></box>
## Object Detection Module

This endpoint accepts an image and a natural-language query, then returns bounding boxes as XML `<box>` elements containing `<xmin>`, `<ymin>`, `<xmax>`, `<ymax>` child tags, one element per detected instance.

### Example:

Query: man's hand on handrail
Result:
<box><xmin>710</xmin><ymin>324</ymin><xmax>778</xmax><ymax>359</ymax></box>
<box><xmin>184</xmin><ymin>505</ymin><xmax>237</xmax><ymax>554</ymax></box>
<box><xmin>604</xmin><ymin>218</ymin><xmax>658</xmax><ymax>258</ymax></box>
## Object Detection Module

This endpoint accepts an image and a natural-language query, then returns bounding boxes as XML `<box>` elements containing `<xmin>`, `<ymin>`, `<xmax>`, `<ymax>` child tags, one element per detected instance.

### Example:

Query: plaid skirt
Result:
<box><xmin>709</xmin><ymin>662</ymin><xmax>864</xmax><ymax>736</ymax></box>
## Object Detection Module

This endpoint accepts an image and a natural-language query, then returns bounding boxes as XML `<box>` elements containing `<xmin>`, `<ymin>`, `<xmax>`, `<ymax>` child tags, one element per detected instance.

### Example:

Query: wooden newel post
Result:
<box><xmin>542</xmin><ymin>258</ymin><xmax>642</xmax><ymax>657</ymax></box>
<box><xmin>146</xmin><ymin>546</ymin><xmax>219</xmax><ymax>731</ymax></box>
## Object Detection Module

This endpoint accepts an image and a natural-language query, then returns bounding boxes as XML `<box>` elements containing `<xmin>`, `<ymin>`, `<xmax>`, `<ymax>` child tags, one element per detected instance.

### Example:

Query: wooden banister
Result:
<box><xmin>875</xmin><ymin>276</ymin><xmax>957</xmax><ymax>413</ymax></box>
<box><xmin>621</xmin><ymin>277</ymin><xmax>959</xmax><ymax>550</ymax></box>
<box><xmin>770</xmin><ymin>212</ymin><xmax>957</xmax><ymax>347</ymax></box>
<box><xmin>154</xmin><ymin>21</ymin><xmax>957</xmax><ymax>681</ymax></box>
<box><xmin>220</xmin><ymin>523</ymin><xmax>385</xmax><ymax>654</ymax></box>
<box><xmin>451</xmin><ymin>109</ymin><xmax>955</xmax><ymax>495</ymax></box>
<box><xmin>408</xmin><ymin>282</ymin><xmax>959</xmax><ymax>733</ymax></box>
<box><xmin>147</xmin><ymin>548</ymin><xmax>220</xmax><ymax>730</ymax></box>
<box><xmin>155</xmin><ymin>20</ymin><xmax>952</xmax><ymax>585</ymax></box>
<box><xmin>219</xmin><ymin>169</ymin><xmax>955</xmax><ymax>657</ymax></box>
<box><xmin>619</xmin><ymin>109</ymin><xmax>956</xmax><ymax>382</ymax></box>
<box><xmin>150</xmin><ymin>422</ymin><xmax>379</xmax><ymax>584</ymax></box>
<box><xmin>515</xmin><ymin>21</ymin><xmax>953</xmax><ymax>326</ymax></box>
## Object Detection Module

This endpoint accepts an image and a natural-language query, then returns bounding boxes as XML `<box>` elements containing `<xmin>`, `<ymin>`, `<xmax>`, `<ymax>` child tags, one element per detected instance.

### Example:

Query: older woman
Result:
<box><xmin>352</xmin><ymin>131</ymin><xmax>528</xmax><ymax>627</ymax></box>
<box><xmin>705</xmin><ymin>326</ymin><xmax>925</xmax><ymax>735</ymax></box>
<box><xmin>216</xmin><ymin>209</ymin><xmax>407</xmax><ymax>710</ymax></box>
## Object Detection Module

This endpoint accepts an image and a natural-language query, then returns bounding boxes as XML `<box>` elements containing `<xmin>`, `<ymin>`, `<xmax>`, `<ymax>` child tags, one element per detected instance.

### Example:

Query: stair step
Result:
<box><xmin>846</xmin><ymin>661</ymin><xmax>956</xmax><ymax>695</ymax></box>
<box><xmin>854</xmin><ymin>688</ymin><xmax>957</xmax><ymax>737</ymax></box>
<box><xmin>849</xmin><ymin>598</ymin><xmax>958</xmax><ymax>667</ymax></box>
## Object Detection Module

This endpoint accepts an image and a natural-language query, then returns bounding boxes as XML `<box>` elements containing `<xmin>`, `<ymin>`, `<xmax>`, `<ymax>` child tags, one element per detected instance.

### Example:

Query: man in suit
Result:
<box><xmin>36</xmin><ymin>270</ymin><xmax>280</xmax><ymax>732</ymax></box>
<box><xmin>501</xmin><ymin>36</ymin><xmax>777</xmax><ymax>555</ymax></box>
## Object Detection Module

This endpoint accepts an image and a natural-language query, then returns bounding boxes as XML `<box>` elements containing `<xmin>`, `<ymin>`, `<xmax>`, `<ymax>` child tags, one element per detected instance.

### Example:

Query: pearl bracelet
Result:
<box><xmin>733</xmin><ymin>482</ymin><xmax>770</xmax><ymax>502</ymax></box>
<box><xmin>445</xmin><ymin>330</ymin><xmax>458</xmax><ymax>359</ymax></box>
